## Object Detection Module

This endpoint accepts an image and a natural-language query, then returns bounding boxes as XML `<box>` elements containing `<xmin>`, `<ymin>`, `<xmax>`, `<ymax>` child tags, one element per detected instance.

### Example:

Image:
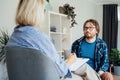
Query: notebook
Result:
<box><xmin>69</xmin><ymin>58</ymin><xmax>89</xmax><ymax>71</ymax></box>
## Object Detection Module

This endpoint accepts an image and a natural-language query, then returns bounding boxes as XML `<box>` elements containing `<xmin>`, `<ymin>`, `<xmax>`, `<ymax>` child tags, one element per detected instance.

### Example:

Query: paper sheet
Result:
<box><xmin>69</xmin><ymin>58</ymin><xmax>89</xmax><ymax>71</ymax></box>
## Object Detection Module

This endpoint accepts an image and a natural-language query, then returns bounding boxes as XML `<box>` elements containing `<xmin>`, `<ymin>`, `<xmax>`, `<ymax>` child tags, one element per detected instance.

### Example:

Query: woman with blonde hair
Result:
<box><xmin>6</xmin><ymin>0</ymin><xmax>79</xmax><ymax>79</ymax></box>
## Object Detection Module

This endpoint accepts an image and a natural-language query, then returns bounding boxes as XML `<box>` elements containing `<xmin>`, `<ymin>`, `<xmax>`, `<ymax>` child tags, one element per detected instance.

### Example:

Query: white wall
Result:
<box><xmin>1</xmin><ymin>1</ymin><xmax>119</xmax><ymax>50</ymax></box>
<box><xmin>0</xmin><ymin>0</ymin><xmax>102</xmax><ymax>42</ymax></box>
<box><xmin>50</xmin><ymin>0</ymin><xmax>103</xmax><ymax>42</ymax></box>
<box><xmin>0</xmin><ymin>0</ymin><xmax>19</xmax><ymax>34</ymax></box>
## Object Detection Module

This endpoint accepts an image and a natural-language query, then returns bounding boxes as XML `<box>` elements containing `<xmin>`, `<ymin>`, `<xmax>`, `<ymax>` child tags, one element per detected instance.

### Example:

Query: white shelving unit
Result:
<box><xmin>44</xmin><ymin>11</ymin><xmax>72</xmax><ymax>58</ymax></box>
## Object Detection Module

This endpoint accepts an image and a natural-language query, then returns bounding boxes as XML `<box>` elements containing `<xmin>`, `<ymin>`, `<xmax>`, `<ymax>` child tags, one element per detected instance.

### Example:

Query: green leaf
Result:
<box><xmin>0</xmin><ymin>30</ymin><xmax>9</xmax><ymax>63</ymax></box>
<box><xmin>109</xmin><ymin>48</ymin><xmax>120</xmax><ymax>66</ymax></box>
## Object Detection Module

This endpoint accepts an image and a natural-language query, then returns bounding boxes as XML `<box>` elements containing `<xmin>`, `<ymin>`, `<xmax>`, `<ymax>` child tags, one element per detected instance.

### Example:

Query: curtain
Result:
<box><xmin>103</xmin><ymin>4</ymin><xmax>118</xmax><ymax>53</ymax></box>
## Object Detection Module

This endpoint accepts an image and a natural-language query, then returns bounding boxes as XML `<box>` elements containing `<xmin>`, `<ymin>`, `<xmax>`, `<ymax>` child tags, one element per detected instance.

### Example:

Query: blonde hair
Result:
<box><xmin>15</xmin><ymin>0</ymin><xmax>45</xmax><ymax>27</ymax></box>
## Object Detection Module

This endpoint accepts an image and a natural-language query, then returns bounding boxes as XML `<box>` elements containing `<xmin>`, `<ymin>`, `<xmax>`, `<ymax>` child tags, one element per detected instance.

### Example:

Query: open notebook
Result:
<box><xmin>69</xmin><ymin>58</ymin><xmax>89</xmax><ymax>71</ymax></box>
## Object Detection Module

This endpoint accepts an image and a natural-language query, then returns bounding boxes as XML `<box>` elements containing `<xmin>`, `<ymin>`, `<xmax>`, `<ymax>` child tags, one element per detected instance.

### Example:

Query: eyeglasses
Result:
<box><xmin>84</xmin><ymin>27</ymin><xmax>95</xmax><ymax>31</ymax></box>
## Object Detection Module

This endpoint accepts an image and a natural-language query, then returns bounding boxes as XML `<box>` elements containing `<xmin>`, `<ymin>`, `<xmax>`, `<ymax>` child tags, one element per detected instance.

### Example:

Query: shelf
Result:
<box><xmin>44</xmin><ymin>11</ymin><xmax>71</xmax><ymax>58</ymax></box>
<box><xmin>49</xmin><ymin>11</ymin><xmax>67</xmax><ymax>17</ymax></box>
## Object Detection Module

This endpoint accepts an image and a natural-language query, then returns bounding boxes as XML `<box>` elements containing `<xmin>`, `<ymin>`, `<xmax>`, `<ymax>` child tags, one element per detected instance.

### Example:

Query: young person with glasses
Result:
<box><xmin>71</xmin><ymin>19</ymin><xmax>113</xmax><ymax>80</ymax></box>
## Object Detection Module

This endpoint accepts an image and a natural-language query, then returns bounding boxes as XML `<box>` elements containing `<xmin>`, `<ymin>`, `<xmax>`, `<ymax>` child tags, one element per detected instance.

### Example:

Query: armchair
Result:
<box><xmin>5</xmin><ymin>47</ymin><xmax>59</xmax><ymax>80</ymax></box>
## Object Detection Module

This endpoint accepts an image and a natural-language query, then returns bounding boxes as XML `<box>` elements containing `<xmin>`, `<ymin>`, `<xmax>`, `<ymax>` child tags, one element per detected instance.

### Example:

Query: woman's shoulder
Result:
<box><xmin>20</xmin><ymin>26</ymin><xmax>50</xmax><ymax>39</ymax></box>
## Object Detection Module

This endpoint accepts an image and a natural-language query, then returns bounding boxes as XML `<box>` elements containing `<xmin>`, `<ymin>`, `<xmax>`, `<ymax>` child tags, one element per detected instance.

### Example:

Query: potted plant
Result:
<box><xmin>109</xmin><ymin>48</ymin><xmax>120</xmax><ymax>75</ymax></box>
<box><xmin>0</xmin><ymin>30</ymin><xmax>9</xmax><ymax>62</ymax></box>
<box><xmin>59</xmin><ymin>4</ymin><xmax>77</xmax><ymax>27</ymax></box>
<box><xmin>0</xmin><ymin>30</ymin><xmax>9</xmax><ymax>80</ymax></box>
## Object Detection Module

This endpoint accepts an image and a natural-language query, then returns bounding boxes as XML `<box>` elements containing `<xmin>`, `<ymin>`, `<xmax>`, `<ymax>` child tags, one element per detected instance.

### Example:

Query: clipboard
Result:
<box><xmin>69</xmin><ymin>58</ymin><xmax>89</xmax><ymax>71</ymax></box>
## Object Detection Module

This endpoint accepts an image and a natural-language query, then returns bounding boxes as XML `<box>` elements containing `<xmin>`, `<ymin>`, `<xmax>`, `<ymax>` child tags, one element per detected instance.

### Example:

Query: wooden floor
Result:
<box><xmin>113</xmin><ymin>75</ymin><xmax>120</xmax><ymax>80</ymax></box>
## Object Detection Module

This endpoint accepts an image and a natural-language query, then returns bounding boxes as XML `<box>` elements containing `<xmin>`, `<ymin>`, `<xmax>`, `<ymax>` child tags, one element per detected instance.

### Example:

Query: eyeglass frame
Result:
<box><xmin>83</xmin><ymin>26</ymin><xmax>95</xmax><ymax>31</ymax></box>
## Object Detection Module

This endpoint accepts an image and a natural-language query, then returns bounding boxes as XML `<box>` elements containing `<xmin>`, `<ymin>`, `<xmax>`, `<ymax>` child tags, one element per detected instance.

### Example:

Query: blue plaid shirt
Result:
<box><xmin>71</xmin><ymin>36</ymin><xmax>109</xmax><ymax>72</ymax></box>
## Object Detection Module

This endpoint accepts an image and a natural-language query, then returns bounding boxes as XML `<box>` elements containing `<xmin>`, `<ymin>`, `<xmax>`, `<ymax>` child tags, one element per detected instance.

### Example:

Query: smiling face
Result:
<box><xmin>83</xmin><ymin>22</ymin><xmax>98</xmax><ymax>39</ymax></box>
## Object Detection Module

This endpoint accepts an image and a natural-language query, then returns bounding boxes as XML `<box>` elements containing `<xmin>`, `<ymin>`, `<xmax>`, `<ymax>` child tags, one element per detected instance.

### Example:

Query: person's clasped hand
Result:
<box><xmin>101</xmin><ymin>72</ymin><xmax>113</xmax><ymax>80</ymax></box>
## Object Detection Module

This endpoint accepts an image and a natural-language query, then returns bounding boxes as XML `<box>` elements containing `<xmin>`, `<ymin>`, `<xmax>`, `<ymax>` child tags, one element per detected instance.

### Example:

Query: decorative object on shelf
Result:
<box><xmin>50</xmin><ymin>26</ymin><xmax>56</xmax><ymax>32</ymax></box>
<box><xmin>62</xmin><ymin>36</ymin><xmax>67</xmax><ymax>42</ymax></box>
<box><xmin>59</xmin><ymin>4</ymin><xmax>77</xmax><ymax>27</ymax></box>
<box><xmin>63</xmin><ymin>27</ymin><xmax>67</xmax><ymax>33</ymax></box>
<box><xmin>51</xmin><ymin>38</ymin><xmax>55</xmax><ymax>45</ymax></box>
<box><xmin>0</xmin><ymin>30</ymin><xmax>9</xmax><ymax>63</ymax></box>
<box><xmin>45</xmin><ymin>0</ymin><xmax>52</xmax><ymax>11</ymax></box>
<box><xmin>61</xmin><ymin>49</ymin><xmax>65</xmax><ymax>60</ymax></box>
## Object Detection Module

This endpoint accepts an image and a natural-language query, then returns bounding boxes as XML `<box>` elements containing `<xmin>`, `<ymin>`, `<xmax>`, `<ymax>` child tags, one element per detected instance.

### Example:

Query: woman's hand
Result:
<box><xmin>66</xmin><ymin>53</ymin><xmax>77</xmax><ymax>66</ymax></box>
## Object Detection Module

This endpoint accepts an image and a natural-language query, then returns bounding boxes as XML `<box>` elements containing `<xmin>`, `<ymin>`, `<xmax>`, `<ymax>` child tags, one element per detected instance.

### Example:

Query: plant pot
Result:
<box><xmin>0</xmin><ymin>62</ymin><xmax>8</xmax><ymax>80</ymax></box>
<box><xmin>114</xmin><ymin>66</ymin><xmax>120</xmax><ymax>76</ymax></box>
